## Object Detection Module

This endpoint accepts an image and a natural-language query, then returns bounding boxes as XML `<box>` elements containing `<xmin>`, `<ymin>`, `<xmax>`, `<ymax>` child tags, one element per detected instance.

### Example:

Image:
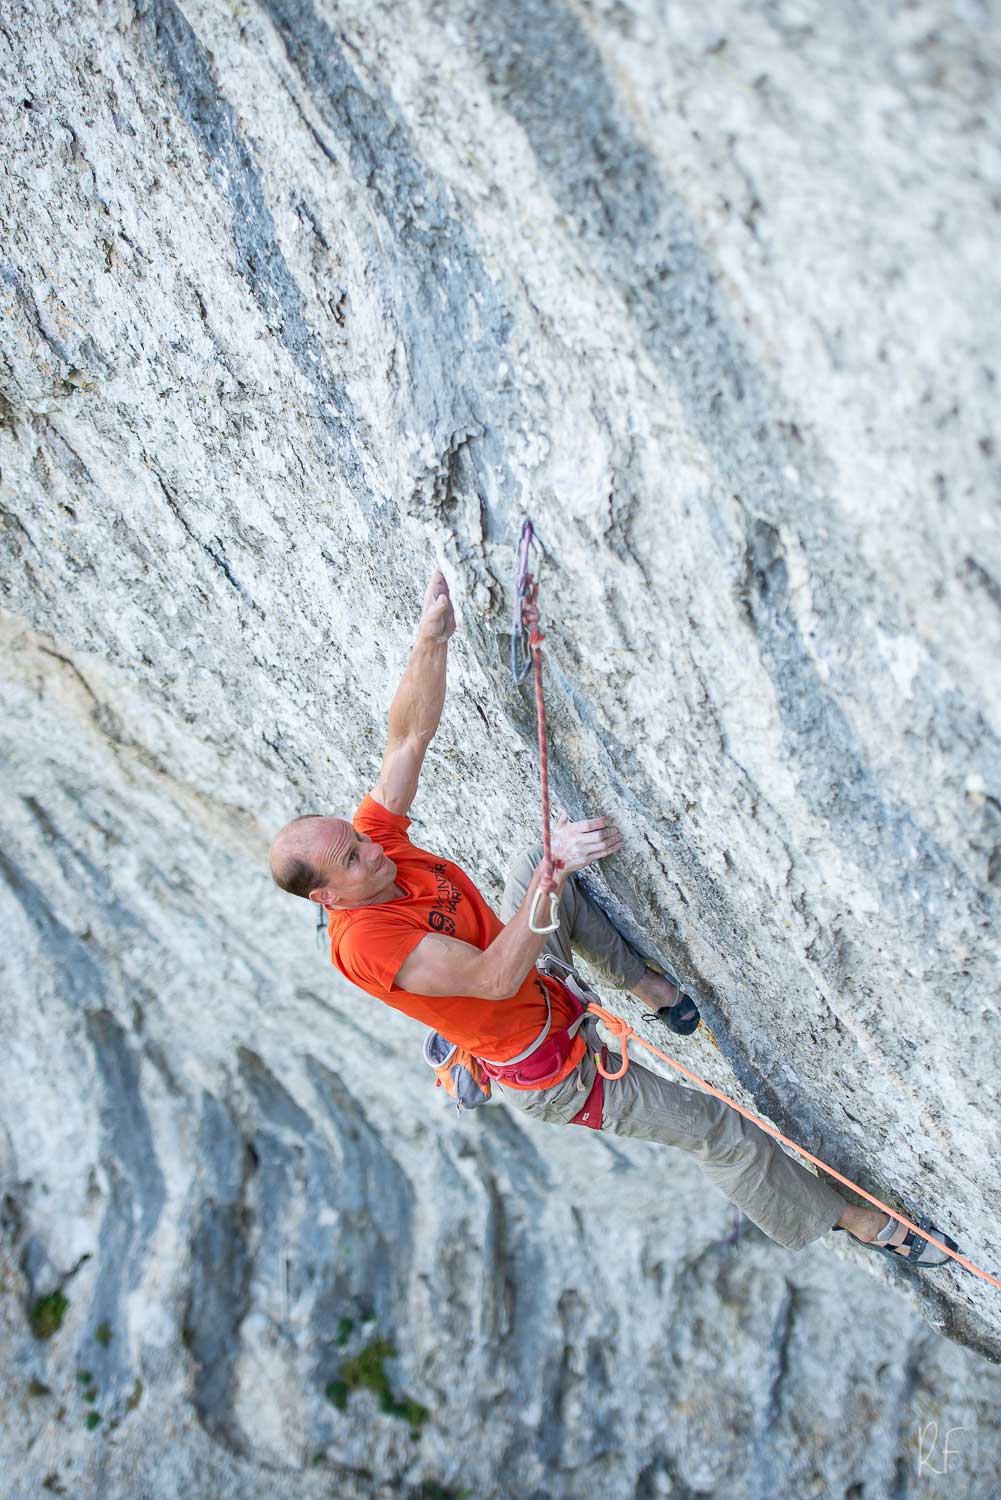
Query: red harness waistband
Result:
<box><xmin>478</xmin><ymin>982</ymin><xmax>585</xmax><ymax>1090</ymax></box>
<box><xmin>477</xmin><ymin>974</ymin><xmax>606</xmax><ymax>1128</ymax></box>
<box><xmin>477</xmin><ymin>978</ymin><xmax>594</xmax><ymax>1098</ymax></box>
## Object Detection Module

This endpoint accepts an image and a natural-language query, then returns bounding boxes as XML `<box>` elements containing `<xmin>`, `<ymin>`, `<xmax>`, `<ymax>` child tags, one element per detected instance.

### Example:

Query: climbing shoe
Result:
<box><xmin>651</xmin><ymin>980</ymin><xmax>700</xmax><ymax>1036</ymax></box>
<box><xmin>833</xmin><ymin>1214</ymin><xmax>959</xmax><ymax>1268</ymax></box>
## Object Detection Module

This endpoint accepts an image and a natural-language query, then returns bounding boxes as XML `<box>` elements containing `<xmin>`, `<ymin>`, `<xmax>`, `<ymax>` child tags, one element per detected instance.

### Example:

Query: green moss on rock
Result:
<box><xmin>386</xmin><ymin>1391</ymin><xmax>430</xmax><ymax>1434</ymax></box>
<box><xmin>30</xmin><ymin>1291</ymin><xmax>68</xmax><ymax>1340</ymax></box>
<box><xmin>324</xmin><ymin>1378</ymin><xmax>349</xmax><ymax>1411</ymax></box>
<box><xmin>324</xmin><ymin>1338</ymin><xmax>429</xmax><ymax>1435</ymax></box>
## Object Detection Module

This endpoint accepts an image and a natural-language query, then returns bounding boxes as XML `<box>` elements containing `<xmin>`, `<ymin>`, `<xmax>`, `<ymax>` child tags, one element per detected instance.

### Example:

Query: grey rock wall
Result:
<box><xmin>2</xmin><ymin>1</ymin><xmax>1000</xmax><ymax>1496</ymax></box>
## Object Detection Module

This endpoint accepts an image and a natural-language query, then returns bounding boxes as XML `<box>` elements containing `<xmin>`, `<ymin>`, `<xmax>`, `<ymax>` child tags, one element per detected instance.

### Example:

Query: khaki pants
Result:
<box><xmin>497</xmin><ymin>845</ymin><xmax>846</xmax><ymax>1253</ymax></box>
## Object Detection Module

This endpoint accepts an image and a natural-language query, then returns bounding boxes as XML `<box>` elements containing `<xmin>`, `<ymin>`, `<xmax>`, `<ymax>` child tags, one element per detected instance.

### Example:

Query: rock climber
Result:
<box><xmin>269</xmin><ymin>566</ymin><xmax>956</xmax><ymax>1268</ymax></box>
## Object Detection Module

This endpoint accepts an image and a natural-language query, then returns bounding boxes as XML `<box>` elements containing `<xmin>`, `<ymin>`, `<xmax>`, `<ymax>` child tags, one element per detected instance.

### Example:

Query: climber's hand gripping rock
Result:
<box><xmin>419</xmin><ymin>567</ymin><xmax>456</xmax><ymax>644</ymax></box>
<box><xmin>551</xmin><ymin>811</ymin><xmax>623</xmax><ymax>874</ymax></box>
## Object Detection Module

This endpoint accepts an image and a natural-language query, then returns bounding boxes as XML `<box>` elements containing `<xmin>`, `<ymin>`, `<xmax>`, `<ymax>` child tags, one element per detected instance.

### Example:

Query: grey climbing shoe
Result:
<box><xmin>834</xmin><ymin>1214</ymin><xmax>959</xmax><ymax>1267</ymax></box>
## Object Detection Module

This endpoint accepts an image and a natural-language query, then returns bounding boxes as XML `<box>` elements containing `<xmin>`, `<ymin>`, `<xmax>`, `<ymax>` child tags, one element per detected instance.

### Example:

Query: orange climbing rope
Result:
<box><xmin>586</xmin><ymin>1000</ymin><xmax>1000</xmax><ymax>1289</ymax></box>
<box><xmin>513</xmin><ymin>516</ymin><xmax>999</xmax><ymax>1293</ymax></box>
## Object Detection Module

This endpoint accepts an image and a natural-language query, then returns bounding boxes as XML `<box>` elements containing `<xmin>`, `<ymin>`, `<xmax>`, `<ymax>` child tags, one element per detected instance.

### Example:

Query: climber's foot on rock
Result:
<box><xmin>834</xmin><ymin>1206</ymin><xmax>958</xmax><ymax>1266</ymax></box>
<box><xmin>630</xmin><ymin>968</ymin><xmax>701</xmax><ymax>1035</ymax></box>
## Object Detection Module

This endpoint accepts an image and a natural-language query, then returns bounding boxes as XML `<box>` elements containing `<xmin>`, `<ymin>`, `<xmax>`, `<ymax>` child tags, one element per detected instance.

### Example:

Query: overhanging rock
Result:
<box><xmin>2</xmin><ymin>2</ymin><xmax>1000</xmax><ymax>1495</ymax></box>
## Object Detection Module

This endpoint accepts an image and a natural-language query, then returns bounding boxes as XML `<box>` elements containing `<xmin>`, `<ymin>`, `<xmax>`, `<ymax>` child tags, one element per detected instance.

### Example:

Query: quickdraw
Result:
<box><xmin>512</xmin><ymin>518</ymin><xmax>563</xmax><ymax>933</ymax></box>
<box><xmin>510</xmin><ymin>517</ymin><xmax>543</xmax><ymax>684</ymax></box>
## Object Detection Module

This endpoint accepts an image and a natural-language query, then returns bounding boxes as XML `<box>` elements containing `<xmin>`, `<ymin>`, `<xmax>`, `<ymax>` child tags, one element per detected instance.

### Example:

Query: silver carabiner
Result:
<box><xmin>537</xmin><ymin>952</ymin><xmax>575</xmax><ymax>981</ymax></box>
<box><xmin>536</xmin><ymin>951</ymin><xmax>599</xmax><ymax>1007</ymax></box>
<box><xmin>528</xmin><ymin>885</ymin><xmax>560</xmax><ymax>934</ymax></box>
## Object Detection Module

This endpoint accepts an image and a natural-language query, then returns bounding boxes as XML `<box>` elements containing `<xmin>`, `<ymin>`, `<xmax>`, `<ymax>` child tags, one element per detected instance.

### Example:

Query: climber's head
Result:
<box><xmin>269</xmin><ymin>815</ymin><xmax>400</xmax><ymax>909</ymax></box>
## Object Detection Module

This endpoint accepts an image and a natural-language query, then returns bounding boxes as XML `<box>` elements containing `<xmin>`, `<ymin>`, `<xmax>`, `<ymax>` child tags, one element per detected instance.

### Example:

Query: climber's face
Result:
<box><xmin>307</xmin><ymin>818</ymin><xmax>400</xmax><ymax>909</ymax></box>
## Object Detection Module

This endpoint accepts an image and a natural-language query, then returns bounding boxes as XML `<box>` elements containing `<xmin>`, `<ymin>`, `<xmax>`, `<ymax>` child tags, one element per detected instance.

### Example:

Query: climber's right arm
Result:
<box><xmin>394</xmin><ymin>857</ymin><xmax>571</xmax><ymax>1001</ymax></box>
<box><xmin>394</xmin><ymin>817</ymin><xmax>622</xmax><ymax>999</ymax></box>
<box><xmin>371</xmin><ymin>569</ymin><xmax>455</xmax><ymax>816</ymax></box>
<box><xmin>394</xmin><ymin>933</ymin><xmax>508</xmax><ymax>1001</ymax></box>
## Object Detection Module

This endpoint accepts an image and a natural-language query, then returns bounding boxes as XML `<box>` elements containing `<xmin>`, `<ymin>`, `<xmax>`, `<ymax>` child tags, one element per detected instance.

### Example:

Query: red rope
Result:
<box><xmin>524</xmin><ymin>578</ymin><xmax>563</xmax><ymax>903</ymax></box>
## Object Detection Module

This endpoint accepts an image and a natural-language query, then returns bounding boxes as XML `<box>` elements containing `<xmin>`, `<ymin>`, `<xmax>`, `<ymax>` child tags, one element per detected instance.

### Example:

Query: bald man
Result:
<box><xmin>269</xmin><ymin>567</ymin><xmax>957</xmax><ymax>1265</ymax></box>
<box><xmin>270</xmin><ymin>569</ymin><xmax>697</xmax><ymax>1022</ymax></box>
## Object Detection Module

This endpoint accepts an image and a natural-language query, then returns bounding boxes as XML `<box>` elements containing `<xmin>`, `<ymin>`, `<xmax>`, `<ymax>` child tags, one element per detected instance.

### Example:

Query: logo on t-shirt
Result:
<box><xmin>428</xmin><ymin>909</ymin><xmax>456</xmax><ymax>935</ymax></box>
<box><xmin>428</xmin><ymin>861</ymin><xmax>463</xmax><ymax>938</ymax></box>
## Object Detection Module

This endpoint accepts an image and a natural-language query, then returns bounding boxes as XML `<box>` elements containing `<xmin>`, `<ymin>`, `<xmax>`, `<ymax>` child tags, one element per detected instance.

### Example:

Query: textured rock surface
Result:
<box><xmin>2</xmin><ymin>0</ymin><xmax>1001</xmax><ymax>1495</ymax></box>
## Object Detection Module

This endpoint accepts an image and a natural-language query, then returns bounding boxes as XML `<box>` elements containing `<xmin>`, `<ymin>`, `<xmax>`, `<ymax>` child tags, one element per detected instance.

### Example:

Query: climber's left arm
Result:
<box><xmin>370</xmin><ymin>569</ymin><xmax>456</xmax><ymax>816</ymax></box>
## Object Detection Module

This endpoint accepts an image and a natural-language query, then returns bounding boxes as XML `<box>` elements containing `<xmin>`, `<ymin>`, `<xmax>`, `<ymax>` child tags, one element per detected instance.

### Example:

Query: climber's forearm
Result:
<box><xmin>479</xmin><ymin>856</ymin><xmax>571</xmax><ymax>999</ymax></box>
<box><xmin>386</xmin><ymin>635</ymin><xmax>449</xmax><ymax>745</ymax></box>
<box><xmin>385</xmin><ymin>568</ymin><xmax>455</xmax><ymax>745</ymax></box>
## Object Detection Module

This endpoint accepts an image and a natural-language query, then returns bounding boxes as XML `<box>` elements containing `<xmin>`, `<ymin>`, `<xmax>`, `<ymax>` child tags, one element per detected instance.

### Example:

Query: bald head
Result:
<box><xmin>269</xmin><ymin>812</ymin><xmax>402</xmax><ymax>909</ymax></box>
<box><xmin>269</xmin><ymin>813</ymin><xmax>340</xmax><ymax>900</ymax></box>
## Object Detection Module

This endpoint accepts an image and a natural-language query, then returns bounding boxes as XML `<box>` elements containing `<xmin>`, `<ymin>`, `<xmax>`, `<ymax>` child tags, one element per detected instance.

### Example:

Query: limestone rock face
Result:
<box><xmin>2</xmin><ymin>2</ymin><xmax>1001</xmax><ymax>1496</ymax></box>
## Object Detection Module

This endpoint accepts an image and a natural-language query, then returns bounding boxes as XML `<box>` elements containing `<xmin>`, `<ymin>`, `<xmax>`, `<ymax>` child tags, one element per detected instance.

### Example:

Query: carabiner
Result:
<box><xmin>529</xmin><ymin>884</ymin><xmax>561</xmax><ymax>934</ymax></box>
<box><xmin>511</xmin><ymin>517</ymin><xmax>546</xmax><ymax>685</ymax></box>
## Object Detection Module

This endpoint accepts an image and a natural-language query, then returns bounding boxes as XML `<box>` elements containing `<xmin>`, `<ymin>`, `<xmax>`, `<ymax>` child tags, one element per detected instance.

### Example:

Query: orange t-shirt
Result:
<box><xmin>325</xmin><ymin>795</ymin><xmax>585</xmax><ymax>1089</ymax></box>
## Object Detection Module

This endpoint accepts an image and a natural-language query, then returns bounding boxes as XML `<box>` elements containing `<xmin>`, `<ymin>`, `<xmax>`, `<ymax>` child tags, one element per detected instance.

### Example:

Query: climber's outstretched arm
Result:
<box><xmin>370</xmin><ymin>568</ymin><xmax>455</xmax><ymax>816</ymax></box>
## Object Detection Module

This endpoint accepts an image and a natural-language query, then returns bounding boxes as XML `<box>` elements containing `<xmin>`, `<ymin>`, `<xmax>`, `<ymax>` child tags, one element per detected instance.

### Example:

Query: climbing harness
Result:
<box><xmin>512</xmin><ymin>518</ymin><xmax>563</xmax><ymax>934</ymax></box>
<box><xmin>478</xmin><ymin>964</ymin><xmax>589</xmax><ymax>1090</ymax></box>
<box><xmin>507</xmin><ymin>516</ymin><xmax>1000</xmax><ymax>1293</ymax></box>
